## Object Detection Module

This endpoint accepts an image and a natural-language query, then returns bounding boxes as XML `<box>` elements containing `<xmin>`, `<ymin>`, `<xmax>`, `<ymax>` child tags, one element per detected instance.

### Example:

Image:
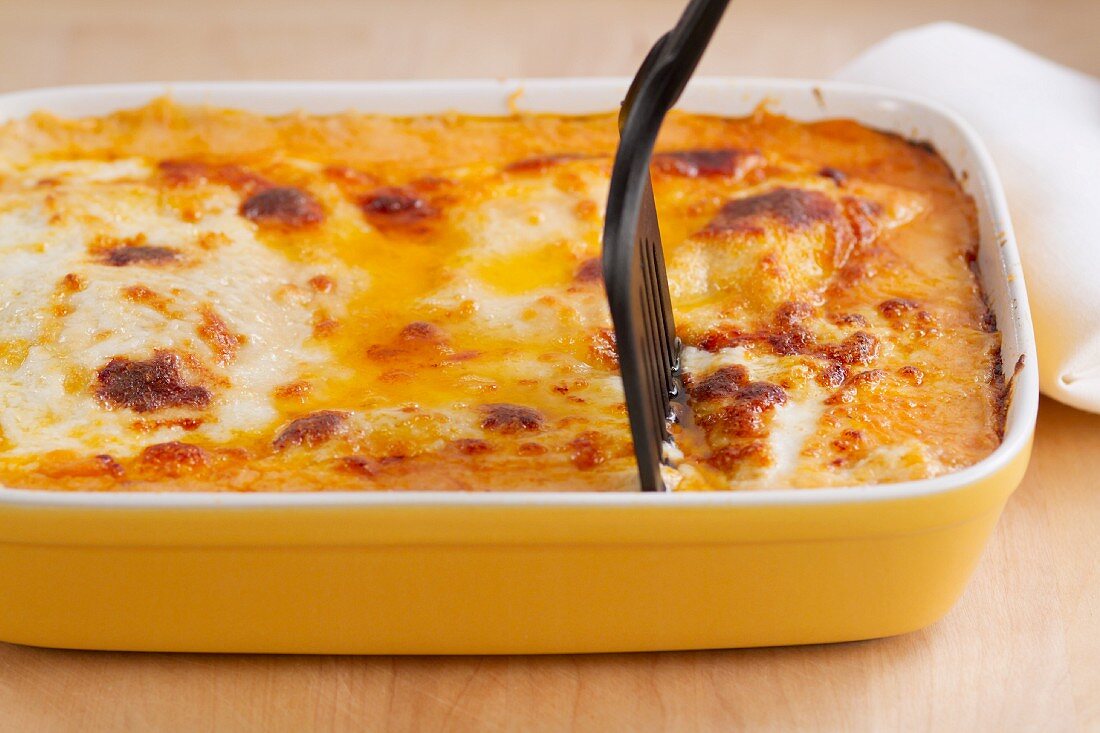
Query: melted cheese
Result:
<box><xmin>0</xmin><ymin>100</ymin><xmax>1004</xmax><ymax>491</ymax></box>
<box><xmin>0</xmin><ymin>175</ymin><xmax>340</xmax><ymax>457</ymax></box>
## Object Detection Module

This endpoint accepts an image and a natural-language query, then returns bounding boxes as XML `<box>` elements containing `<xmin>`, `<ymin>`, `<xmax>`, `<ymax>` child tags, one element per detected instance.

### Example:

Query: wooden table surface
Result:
<box><xmin>0</xmin><ymin>1</ymin><xmax>1096</xmax><ymax>730</ymax></box>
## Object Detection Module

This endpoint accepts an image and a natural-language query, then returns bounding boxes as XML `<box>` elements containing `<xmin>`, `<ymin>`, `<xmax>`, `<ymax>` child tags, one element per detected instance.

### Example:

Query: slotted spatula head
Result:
<box><xmin>601</xmin><ymin>0</ymin><xmax>729</xmax><ymax>491</ymax></box>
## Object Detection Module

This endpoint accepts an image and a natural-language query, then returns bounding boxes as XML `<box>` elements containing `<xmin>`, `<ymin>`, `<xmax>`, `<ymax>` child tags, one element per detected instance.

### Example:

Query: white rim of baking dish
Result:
<box><xmin>0</xmin><ymin>78</ymin><xmax>1038</xmax><ymax>509</ymax></box>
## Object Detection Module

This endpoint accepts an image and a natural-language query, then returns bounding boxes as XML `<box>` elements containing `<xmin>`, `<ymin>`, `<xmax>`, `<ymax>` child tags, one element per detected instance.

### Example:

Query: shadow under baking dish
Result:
<box><xmin>0</xmin><ymin>78</ymin><xmax>1037</xmax><ymax>653</ymax></box>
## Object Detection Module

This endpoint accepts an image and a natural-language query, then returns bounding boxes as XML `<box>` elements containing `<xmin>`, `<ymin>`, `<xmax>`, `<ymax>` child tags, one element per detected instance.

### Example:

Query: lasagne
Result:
<box><xmin>0</xmin><ymin>100</ymin><xmax>1005</xmax><ymax>491</ymax></box>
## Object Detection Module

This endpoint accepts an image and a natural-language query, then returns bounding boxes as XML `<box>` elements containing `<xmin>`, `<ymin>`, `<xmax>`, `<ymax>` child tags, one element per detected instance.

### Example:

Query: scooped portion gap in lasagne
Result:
<box><xmin>0</xmin><ymin>100</ymin><xmax>1005</xmax><ymax>491</ymax></box>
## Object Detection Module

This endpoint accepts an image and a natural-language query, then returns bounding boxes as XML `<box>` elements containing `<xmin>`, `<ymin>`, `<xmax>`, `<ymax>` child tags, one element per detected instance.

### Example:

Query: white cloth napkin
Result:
<box><xmin>833</xmin><ymin>23</ymin><xmax>1100</xmax><ymax>413</ymax></box>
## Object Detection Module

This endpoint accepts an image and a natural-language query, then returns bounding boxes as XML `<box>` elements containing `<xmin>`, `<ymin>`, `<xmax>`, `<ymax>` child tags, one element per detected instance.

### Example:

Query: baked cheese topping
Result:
<box><xmin>0</xmin><ymin>100</ymin><xmax>1004</xmax><ymax>491</ymax></box>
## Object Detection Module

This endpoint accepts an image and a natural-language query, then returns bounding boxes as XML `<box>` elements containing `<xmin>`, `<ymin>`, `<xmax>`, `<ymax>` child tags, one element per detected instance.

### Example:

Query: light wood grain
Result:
<box><xmin>1</xmin><ymin>0</ymin><xmax>1097</xmax><ymax>92</ymax></box>
<box><xmin>0</xmin><ymin>1</ymin><xmax>1097</xmax><ymax>730</ymax></box>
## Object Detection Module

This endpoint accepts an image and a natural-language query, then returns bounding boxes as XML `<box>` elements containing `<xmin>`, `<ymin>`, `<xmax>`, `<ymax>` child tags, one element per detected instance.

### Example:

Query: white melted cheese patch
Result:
<box><xmin>460</xmin><ymin>171</ymin><xmax>608</xmax><ymax>258</ymax></box>
<box><xmin>425</xmin><ymin>167</ymin><xmax>611</xmax><ymax>342</ymax></box>
<box><xmin>421</xmin><ymin>274</ymin><xmax>610</xmax><ymax>345</ymax></box>
<box><xmin>0</xmin><ymin>162</ymin><xmax>347</xmax><ymax>456</ymax></box>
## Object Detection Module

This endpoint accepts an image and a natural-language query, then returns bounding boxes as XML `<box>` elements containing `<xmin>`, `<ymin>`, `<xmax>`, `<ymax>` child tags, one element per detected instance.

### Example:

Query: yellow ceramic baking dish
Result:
<box><xmin>0</xmin><ymin>79</ymin><xmax>1037</xmax><ymax>653</ymax></box>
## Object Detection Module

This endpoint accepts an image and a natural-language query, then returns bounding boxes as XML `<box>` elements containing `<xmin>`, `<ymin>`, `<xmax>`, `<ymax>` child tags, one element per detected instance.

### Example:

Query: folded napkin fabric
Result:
<box><xmin>834</xmin><ymin>23</ymin><xmax>1100</xmax><ymax>412</ymax></box>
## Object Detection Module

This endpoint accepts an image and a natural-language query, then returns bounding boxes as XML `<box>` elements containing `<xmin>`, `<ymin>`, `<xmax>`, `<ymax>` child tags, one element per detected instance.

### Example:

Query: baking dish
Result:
<box><xmin>0</xmin><ymin>79</ymin><xmax>1037</xmax><ymax>653</ymax></box>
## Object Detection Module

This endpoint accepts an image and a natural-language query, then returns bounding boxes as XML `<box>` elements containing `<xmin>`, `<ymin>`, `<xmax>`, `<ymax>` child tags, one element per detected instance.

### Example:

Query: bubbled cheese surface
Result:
<box><xmin>0</xmin><ymin>101</ymin><xmax>1004</xmax><ymax>491</ymax></box>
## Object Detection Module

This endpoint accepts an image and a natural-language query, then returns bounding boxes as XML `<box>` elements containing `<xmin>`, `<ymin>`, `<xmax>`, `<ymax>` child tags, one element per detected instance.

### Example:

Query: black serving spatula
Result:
<box><xmin>601</xmin><ymin>0</ymin><xmax>729</xmax><ymax>491</ymax></box>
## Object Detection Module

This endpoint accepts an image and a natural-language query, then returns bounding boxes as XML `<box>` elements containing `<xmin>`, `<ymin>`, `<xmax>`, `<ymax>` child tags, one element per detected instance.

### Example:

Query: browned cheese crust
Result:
<box><xmin>0</xmin><ymin>100</ymin><xmax>1004</xmax><ymax>491</ymax></box>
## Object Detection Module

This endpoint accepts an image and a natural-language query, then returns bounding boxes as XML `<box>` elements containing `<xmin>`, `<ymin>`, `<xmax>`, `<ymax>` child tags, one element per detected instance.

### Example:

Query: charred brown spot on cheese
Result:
<box><xmin>504</xmin><ymin>153</ymin><xmax>588</xmax><ymax>174</ymax></box>
<box><xmin>517</xmin><ymin>442</ymin><xmax>548</xmax><ymax>456</ymax></box>
<box><xmin>652</xmin><ymin>148</ymin><xmax>762</xmax><ymax>178</ymax></box>
<box><xmin>689</xmin><ymin>362</ymin><xmax>789</xmax><ymax>443</ymax></box>
<box><xmin>819</xmin><ymin>166</ymin><xmax>848</xmax><ymax>185</ymax></box>
<box><xmin>820</xmin><ymin>331</ymin><xmax>879</xmax><ymax>366</ymax></box>
<box><xmin>359</xmin><ymin>187</ymin><xmax>438</xmax><ymax>231</ymax></box>
<box><xmin>769</xmin><ymin>324</ymin><xmax>817</xmax><ymax>356</ymax></box>
<box><xmin>773</xmin><ymin>301</ymin><xmax>813</xmax><ymax>327</ymax></box>
<box><xmin>240</xmin><ymin>186</ymin><xmax>324</xmax><ymax>228</ymax></box>
<box><xmin>878</xmin><ymin>298</ymin><xmax>919</xmax><ymax>319</ymax></box>
<box><xmin>568</xmin><ymin>431</ymin><xmax>607</xmax><ymax>470</ymax></box>
<box><xmin>273</xmin><ymin>410</ymin><xmax>350</xmax><ymax>450</ymax></box>
<box><xmin>102</xmin><ymin>244</ymin><xmax>180</xmax><ymax>267</ymax></box>
<box><xmin>367</xmin><ymin>321</ymin><xmax>454</xmax><ymax>363</ymax></box>
<box><xmin>699</xmin><ymin>381</ymin><xmax>788</xmax><ymax>438</ymax></box>
<box><xmin>694</xmin><ymin>312</ymin><xmax>880</xmax><ymax>379</ymax></box>
<box><xmin>158</xmin><ymin>159</ymin><xmax>212</xmax><ymax>187</ymax></box>
<box><xmin>916</xmin><ymin>310</ymin><xmax>937</xmax><ymax>326</ymax></box>
<box><xmin>691</xmin><ymin>365</ymin><xmax>750</xmax><ymax>402</ymax></box>
<box><xmin>139</xmin><ymin>441</ymin><xmax>209</xmax><ymax>476</ymax></box>
<box><xmin>159</xmin><ymin>159</ymin><xmax>271</xmax><ymax>194</ymax></box>
<box><xmin>899</xmin><ymin>365</ymin><xmax>925</xmax><ymax>385</ymax></box>
<box><xmin>198</xmin><ymin>306</ymin><xmax>245</xmax><ymax>365</ymax></box>
<box><xmin>38</xmin><ymin>453</ymin><xmax>125</xmax><ymax>479</ymax></box>
<box><xmin>707</xmin><ymin>442</ymin><xmax>770</xmax><ymax>472</ymax></box>
<box><xmin>755</xmin><ymin>303</ymin><xmax>819</xmax><ymax>354</ymax></box>
<box><xmin>695</xmin><ymin>323</ymin><xmax>811</xmax><ymax>357</ymax></box>
<box><xmin>848</xmin><ymin>368</ymin><xmax>888</xmax><ymax>386</ymax></box>
<box><xmin>307</xmin><ymin>275</ymin><xmax>336</xmax><ymax>293</ymax></box>
<box><xmin>342</xmin><ymin>454</ymin><xmax>402</xmax><ymax>479</ymax></box>
<box><xmin>337</xmin><ymin>456</ymin><xmax>373</xmax><ymax>476</ymax></box>
<box><xmin>217</xmin><ymin>165</ymin><xmax>274</xmax><ymax>193</ymax></box>
<box><xmin>451</xmin><ymin>438</ymin><xmax>492</xmax><ymax>455</ymax></box>
<box><xmin>400</xmin><ymin>321</ymin><xmax>445</xmax><ymax>342</ymax></box>
<box><xmin>573</xmin><ymin>257</ymin><xmax>603</xmax><ymax>284</ymax></box>
<box><xmin>480</xmin><ymin>403</ymin><xmax>544</xmax><ymax>434</ymax></box>
<box><xmin>91</xmin><ymin>454</ymin><xmax>126</xmax><ymax>478</ymax></box>
<box><xmin>818</xmin><ymin>361</ymin><xmax>849</xmax><ymax>388</ymax></box>
<box><xmin>95</xmin><ymin>351</ymin><xmax>211</xmax><ymax>413</ymax></box>
<box><xmin>830</xmin><ymin>312</ymin><xmax>869</xmax><ymax>328</ymax></box>
<box><xmin>693</xmin><ymin>328</ymin><xmax>742</xmax><ymax>352</ymax></box>
<box><xmin>703</xmin><ymin>188</ymin><xmax>838</xmax><ymax>237</ymax></box>
<box><xmin>841</xmin><ymin>197</ymin><xmax>882</xmax><ymax>248</ymax></box>
<box><xmin>735</xmin><ymin>381</ymin><xmax>788</xmax><ymax>410</ymax></box>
